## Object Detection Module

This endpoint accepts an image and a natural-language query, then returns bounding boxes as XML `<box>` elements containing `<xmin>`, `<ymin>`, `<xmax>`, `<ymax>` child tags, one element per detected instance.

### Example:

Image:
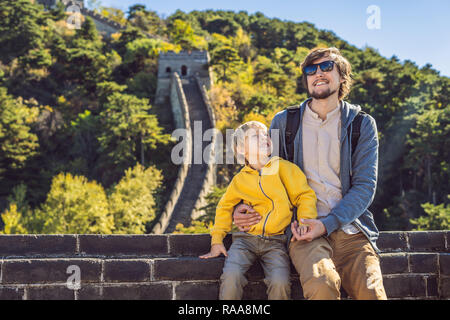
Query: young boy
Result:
<box><xmin>199</xmin><ymin>121</ymin><xmax>317</xmax><ymax>300</ymax></box>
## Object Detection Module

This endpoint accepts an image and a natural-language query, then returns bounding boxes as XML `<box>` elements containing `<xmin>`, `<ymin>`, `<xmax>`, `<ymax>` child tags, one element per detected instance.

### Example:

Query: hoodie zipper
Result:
<box><xmin>258</xmin><ymin>170</ymin><xmax>274</xmax><ymax>237</ymax></box>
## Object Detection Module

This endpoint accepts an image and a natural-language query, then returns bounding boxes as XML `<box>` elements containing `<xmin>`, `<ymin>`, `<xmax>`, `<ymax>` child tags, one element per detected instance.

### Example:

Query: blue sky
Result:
<box><xmin>95</xmin><ymin>0</ymin><xmax>450</xmax><ymax>77</ymax></box>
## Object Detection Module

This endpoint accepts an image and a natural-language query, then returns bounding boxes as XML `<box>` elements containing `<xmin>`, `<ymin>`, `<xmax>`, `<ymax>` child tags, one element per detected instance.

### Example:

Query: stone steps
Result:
<box><xmin>165</xmin><ymin>77</ymin><xmax>213</xmax><ymax>233</ymax></box>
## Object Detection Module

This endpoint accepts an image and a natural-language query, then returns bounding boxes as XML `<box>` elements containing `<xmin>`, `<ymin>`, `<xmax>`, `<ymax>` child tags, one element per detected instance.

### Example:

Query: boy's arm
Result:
<box><xmin>279</xmin><ymin>160</ymin><xmax>317</xmax><ymax>221</ymax></box>
<box><xmin>210</xmin><ymin>178</ymin><xmax>243</xmax><ymax>245</ymax></box>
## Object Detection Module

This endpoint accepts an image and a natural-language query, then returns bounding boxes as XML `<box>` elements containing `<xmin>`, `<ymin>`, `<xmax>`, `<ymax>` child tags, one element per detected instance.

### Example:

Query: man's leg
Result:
<box><xmin>259</xmin><ymin>240</ymin><xmax>291</xmax><ymax>300</ymax></box>
<box><xmin>289</xmin><ymin>237</ymin><xmax>341</xmax><ymax>300</ymax></box>
<box><xmin>330</xmin><ymin>230</ymin><xmax>387</xmax><ymax>300</ymax></box>
<box><xmin>219</xmin><ymin>237</ymin><xmax>257</xmax><ymax>300</ymax></box>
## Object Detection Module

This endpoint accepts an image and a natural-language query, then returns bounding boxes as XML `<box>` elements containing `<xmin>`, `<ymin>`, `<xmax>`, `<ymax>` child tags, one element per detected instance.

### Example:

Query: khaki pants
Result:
<box><xmin>219</xmin><ymin>233</ymin><xmax>291</xmax><ymax>300</ymax></box>
<box><xmin>289</xmin><ymin>229</ymin><xmax>387</xmax><ymax>300</ymax></box>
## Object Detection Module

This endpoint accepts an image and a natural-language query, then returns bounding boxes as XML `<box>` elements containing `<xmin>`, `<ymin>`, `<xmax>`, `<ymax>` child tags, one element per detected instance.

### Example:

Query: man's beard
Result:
<box><xmin>310</xmin><ymin>87</ymin><xmax>338</xmax><ymax>100</ymax></box>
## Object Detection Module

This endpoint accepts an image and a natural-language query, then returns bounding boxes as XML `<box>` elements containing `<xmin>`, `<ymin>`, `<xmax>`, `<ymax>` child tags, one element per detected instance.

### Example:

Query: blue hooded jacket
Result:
<box><xmin>269</xmin><ymin>98</ymin><xmax>381</xmax><ymax>253</ymax></box>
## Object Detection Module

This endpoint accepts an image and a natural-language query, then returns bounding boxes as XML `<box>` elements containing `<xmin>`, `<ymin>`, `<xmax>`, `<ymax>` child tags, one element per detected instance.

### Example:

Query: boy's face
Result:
<box><xmin>243</xmin><ymin>128</ymin><xmax>272</xmax><ymax>165</ymax></box>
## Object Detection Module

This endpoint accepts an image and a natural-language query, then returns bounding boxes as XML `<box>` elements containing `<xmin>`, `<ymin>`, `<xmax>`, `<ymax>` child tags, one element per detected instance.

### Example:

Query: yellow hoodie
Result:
<box><xmin>210</xmin><ymin>156</ymin><xmax>317</xmax><ymax>245</ymax></box>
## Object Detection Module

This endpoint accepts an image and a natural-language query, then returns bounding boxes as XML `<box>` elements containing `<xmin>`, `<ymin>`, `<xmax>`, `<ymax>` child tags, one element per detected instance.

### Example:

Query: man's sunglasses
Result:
<box><xmin>303</xmin><ymin>60</ymin><xmax>335</xmax><ymax>76</ymax></box>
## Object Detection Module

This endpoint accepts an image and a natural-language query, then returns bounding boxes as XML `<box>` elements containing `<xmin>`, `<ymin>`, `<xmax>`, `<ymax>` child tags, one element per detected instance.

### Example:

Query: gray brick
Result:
<box><xmin>77</xmin><ymin>285</ymin><xmax>101</xmax><ymax>300</ymax></box>
<box><xmin>426</xmin><ymin>276</ymin><xmax>438</xmax><ymax>297</ymax></box>
<box><xmin>153</xmin><ymin>257</ymin><xmax>223</xmax><ymax>281</ymax></box>
<box><xmin>103</xmin><ymin>259</ymin><xmax>150</xmax><ymax>282</ymax></box>
<box><xmin>380</xmin><ymin>253</ymin><xmax>408</xmax><ymax>274</ymax></box>
<box><xmin>26</xmin><ymin>285</ymin><xmax>75</xmax><ymax>300</ymax></box>
<box><xmin>377</xmin><ymin>232</ymin><xmax>408</xmax><ymax>252</ymax></box>
<box><xmin>169</xmin><ymin>234</ymin><xmax>211</xmax><ymax>256</ymax></box>
<box><xmin>439</xmin><ymin>253</ymin><xmax>450</xmax><ymax>275</ymax></box>
<box><xmin>383</xmin><ymin>275</ymin><xmax>426</xmax><ymax>298</ymax></box>
<box><xmin>79</xmin><ymin>235</ymin><xmax>168</xmax><ymax>257</ymax></box>
<box><xmin>175</xmin><ymin>281</ymin><xmax>219</xmax><ymax>300</ymax></box>
<box><xmin>408</xmin><ymin>232</ymin><xmax>446</xmax><ymax>251</ymax></box>
<box><xmin>409</xmin><ymin>253</ymin><xmax>438</xmax><ymax>273</ymax></box>
<box><xmin>101</xmin><ymin>283</ymin><xmax>172</xmax><ymax>300</ymax></box>
<box><xmin>0</xmin><ymin>235</ymin><xmax>77</xmax><ymax>258</ymax></box>
<box><xmin>2</xmin><ymin>259</ymin><xmax>101</xmax><ymax>284</ymax></box>
<box><xmin>440</xmin><ymin>277</ymin><xmax>450</xmax><ymax>299</ymax></box>
<box><xmin>0</xmin><ymin>287</ymin><xmax>24</xmax><ymax>300</ymax></box>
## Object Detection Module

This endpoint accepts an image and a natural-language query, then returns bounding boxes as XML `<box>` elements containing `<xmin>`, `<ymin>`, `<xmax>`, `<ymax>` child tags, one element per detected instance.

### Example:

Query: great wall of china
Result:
<box><xmin>1</xmin><ymin>0</ymin><xmax>447</xmax><ymax>300</ymax></box>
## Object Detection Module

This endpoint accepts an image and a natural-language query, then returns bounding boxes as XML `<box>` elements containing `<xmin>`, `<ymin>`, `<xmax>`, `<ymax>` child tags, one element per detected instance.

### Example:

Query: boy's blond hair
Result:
<box><xmin>232</xmin><ymin>121</ymin><xmax>268</xmax><ymax>165</ymax></box>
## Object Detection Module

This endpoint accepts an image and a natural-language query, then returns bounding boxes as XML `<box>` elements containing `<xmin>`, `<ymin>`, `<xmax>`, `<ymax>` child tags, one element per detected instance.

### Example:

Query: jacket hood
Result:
<box><xmin>340</xmin><ymin>100</ymin><xmax>362</xmax><ymax>129</ymax></box>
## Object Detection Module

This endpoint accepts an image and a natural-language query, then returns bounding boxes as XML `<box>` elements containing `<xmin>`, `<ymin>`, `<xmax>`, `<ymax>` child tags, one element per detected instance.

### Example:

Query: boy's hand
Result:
<box><xmin>199</xmin><ymin>244</ymin><xmax>228</xmax><ymax>259</ymax></box>
<box><xmin>291</xmin><ymin>219</ymin><xmax>326</xmax><ymax>242</ymax></box>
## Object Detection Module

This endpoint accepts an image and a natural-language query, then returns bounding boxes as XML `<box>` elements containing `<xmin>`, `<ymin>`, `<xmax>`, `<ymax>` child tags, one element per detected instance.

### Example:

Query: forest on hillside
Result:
<box><xmin>0</xmin><ymin>0</ymin><xmax>448</xmax><ymax>234</ymax></box>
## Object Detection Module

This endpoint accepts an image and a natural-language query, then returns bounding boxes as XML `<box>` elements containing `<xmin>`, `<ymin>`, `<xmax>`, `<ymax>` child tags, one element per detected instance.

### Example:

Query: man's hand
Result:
<box><xmin>291</xmin><ymin>219</ymin><xmax>327</xmax><ymax>242</ymax></box>
<box><xmin>233</xmin><ymin>203</ymin><xmax>262</xmax><ymax>232</ymax></box>
<box><xmin>199</xmin><ymin>243</ymin><xmax>228</xmax><ymax>259</ymax></box>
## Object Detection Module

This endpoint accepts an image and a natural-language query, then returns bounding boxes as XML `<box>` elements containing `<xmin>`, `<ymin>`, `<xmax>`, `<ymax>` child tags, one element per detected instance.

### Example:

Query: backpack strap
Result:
<box><xmin>284</xmin><ymin>105</ymin><xmax>301</xmax><ymax>247</ymax></box>
<box><xmin>285</xmin><ymin>106</ymin><xmax>301</xmax><ymax>162</ymax></box>
<box><xmin>348</xmin><ymin>110</ymin><xmax>367</xmax><ymax>156</ymax></box>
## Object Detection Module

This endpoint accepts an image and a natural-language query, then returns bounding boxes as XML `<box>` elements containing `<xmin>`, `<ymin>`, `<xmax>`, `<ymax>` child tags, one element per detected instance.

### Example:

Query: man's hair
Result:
<box><xmin>232</xmin><ymin>121</ymin><xmax>268</xmax><ymax>164</ymax></box>
<box><xmin>301</xmin><ymin>47</ymin><xmax>353</xmax><ymax>100</ymax></box>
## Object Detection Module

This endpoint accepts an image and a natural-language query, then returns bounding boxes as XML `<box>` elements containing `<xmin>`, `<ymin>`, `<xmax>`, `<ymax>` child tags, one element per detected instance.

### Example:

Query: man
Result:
<box><xmin>232</xmin><ymin>47</ymin><xmax>387</xmax><ymax>300</ymax></box>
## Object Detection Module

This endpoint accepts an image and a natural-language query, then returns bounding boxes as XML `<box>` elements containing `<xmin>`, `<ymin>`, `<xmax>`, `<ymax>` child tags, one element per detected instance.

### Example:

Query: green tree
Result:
<box><xmin>34</xmin><ymin>172</ymin><xmax>114</xmax><ymax>234</ymax></box>
<box><xmin>210</xmin><ymin>46</ymin><xmax>242</xmax><ymax>82</ymax></box>
<box><xmin>168</xmin><ymin>19</ymin><xmax>206</xmax><ymax>50</ymax></box>
<box><xmin>410</xmin><ymin>201</ymin><xmax>450</xmax><ymax>230</ymax></box>
<box><xmin>0</xmin><ymin>87</ymin><xmax>40</xmax><ymax>178</ymax></box>
<box><xmin>0</xmin><ymin>0</ymin><xmax>46</xmax><ymax>64</ymax></box>
<box><xmin>405</xmin><ymin>107</ymin><xmax>449</xmax><ymax>204</ymax></box>
<box><xmin>108</xmin><ymin>163</ymin><xmax>163</xmax><ymax>233</ymax></box>
<box><xmin>96</xmin><ymin>92</ymin><xmax>170</xmax><ymax>185</ymax></box>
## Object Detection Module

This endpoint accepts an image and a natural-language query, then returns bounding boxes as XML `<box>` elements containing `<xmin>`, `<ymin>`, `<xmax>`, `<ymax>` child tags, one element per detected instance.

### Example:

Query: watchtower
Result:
<box><xmin>155</xmin><ymin>50</ymin><xmax>212</xmax><ymax>105</ymax></box>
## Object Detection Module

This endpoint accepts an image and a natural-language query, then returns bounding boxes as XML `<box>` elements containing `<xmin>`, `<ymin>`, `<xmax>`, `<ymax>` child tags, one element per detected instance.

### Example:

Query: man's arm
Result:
<box><xmin>320</xmin><ymin>115</ymin><xmax>379</xmax><ymax>236</ymax></box>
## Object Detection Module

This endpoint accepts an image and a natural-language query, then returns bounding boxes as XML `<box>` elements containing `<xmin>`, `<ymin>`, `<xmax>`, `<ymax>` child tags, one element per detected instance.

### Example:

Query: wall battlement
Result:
<box><xmin>0</xmin><ymin>231</ymin><xmax>448</xmax><ymax>300</ymax></box>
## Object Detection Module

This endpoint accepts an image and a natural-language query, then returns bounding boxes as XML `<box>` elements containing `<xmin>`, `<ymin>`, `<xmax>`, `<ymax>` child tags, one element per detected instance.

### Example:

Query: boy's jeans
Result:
<box><xmin>220</xmin><ymin>232</ymin><xmax>291</xmax><ymax>300</ymax></box>
<box><xmin>289</xmin><ymin>229</ymin><xmax>387</xmax><ymax>300</ymax></box>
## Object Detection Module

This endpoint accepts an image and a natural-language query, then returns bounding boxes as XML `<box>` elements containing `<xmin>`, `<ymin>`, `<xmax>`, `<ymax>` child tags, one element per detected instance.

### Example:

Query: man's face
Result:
<box><xmin>305</xmin><ymin>56</ymin><xmax>343</xmax><ymax>100</ymax></box>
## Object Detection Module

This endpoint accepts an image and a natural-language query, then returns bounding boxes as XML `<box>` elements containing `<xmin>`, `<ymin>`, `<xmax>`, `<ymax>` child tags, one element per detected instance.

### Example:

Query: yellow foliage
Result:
<box><xmin>212</xmin><ymin>33</ymin><xmax>232</xmax><ymax>46</ymax></box>
<box><xmin>111</xmin><ymin>32</ymin><xmax>121</xmax><ymax>41</ymax></box>
<box><xmin>207</xmin><ymin>85</ymin><xmax>239</xmax><ymax>131</ymax></box>
<box><xmin>173</xmin><ymin>221</ymin><xmax>213</xmax><ymax>234</ymax></box>
<box><xmin>0</xmin><ymin>204</ymin><xmax>27</xmax><ymax>234</ymax></box>
<box><xmin>242</xmin><ymin>112</ymin><xmax>271</xmax><ymax>128</ymax></box>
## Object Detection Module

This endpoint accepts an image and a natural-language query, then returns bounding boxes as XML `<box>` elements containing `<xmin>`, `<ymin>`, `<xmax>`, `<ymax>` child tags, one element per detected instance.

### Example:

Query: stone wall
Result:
<box><xmin>0</xmin><ymin>231</ymin><xmax>448</xmax><ymax>300</ymax></box>
<box><xmin>150</xmin><ymin>72</ymin><xmax>192</xmax><ymax>234</ymax></box>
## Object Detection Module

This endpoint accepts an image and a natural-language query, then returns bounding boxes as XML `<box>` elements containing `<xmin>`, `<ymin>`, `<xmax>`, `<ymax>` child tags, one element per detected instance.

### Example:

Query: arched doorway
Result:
<box><xmin>181</xmin><ymin>65</ymin><xmax>188</xmax><ymax>76</ymax></box>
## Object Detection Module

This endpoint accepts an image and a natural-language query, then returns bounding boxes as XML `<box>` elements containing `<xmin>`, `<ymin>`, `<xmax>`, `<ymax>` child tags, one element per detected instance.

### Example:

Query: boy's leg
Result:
<box><xmin>259</xmin><ymin>239</ymin><xmax>291</xmax><ymax>300</ymax></box>
<box><xmin>289</xmin><ymin>237</ymin><xmax>341</xmax><ymax>300</ymax></box>
<box><xmin>220</xmin><ymin>236</ymin><xmax>257</xmax><ymax>300</ymax></box>
<box><xmin>329</xmin><ymin>230</ymin><xmax>387</xmax><ymax>300</ymax></box>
